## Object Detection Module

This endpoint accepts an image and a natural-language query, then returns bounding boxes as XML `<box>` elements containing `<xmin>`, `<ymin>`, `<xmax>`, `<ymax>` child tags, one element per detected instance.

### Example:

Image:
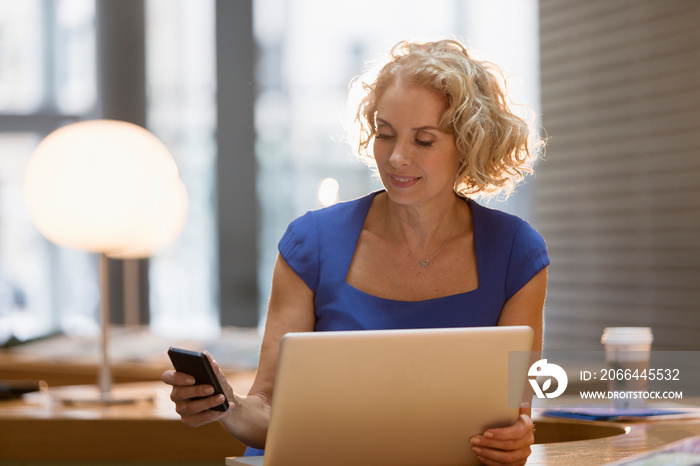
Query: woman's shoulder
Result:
<box><xmin>280</xmin><ymin>191</ymin><xmax>376</xmax><ymax>252</ymax></box>
<box><xmin>468</xmin><ymin>199</ymin><xmax>547</xmax><ymax>252</ymax></box>
<box><xmin>469</xmin><ymin>200</ymin><xmax>549</xmax><ymax>300</ymax></box>
<box><xmin>278</xmin><ymin>192</ymin><xmax>377</xmax><ymax>292</ymax></box>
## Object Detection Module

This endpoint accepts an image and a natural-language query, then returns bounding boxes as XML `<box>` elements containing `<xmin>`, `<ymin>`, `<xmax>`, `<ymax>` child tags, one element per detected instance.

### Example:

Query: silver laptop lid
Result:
<box><xmin>263</xmin><ymin>326</ymin><xmax>533</xmax><ymax>466</ymax></box>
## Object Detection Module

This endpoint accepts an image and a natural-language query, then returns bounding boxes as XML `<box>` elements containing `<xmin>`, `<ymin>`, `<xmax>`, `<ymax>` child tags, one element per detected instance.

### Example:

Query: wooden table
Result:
<box><xmin>529</xmin><ymin>413</ymin><xmax>700</xmax><ymax>464</ymax></box>
<box><xmin>0</xmin><ymin>327</ymin><xmax>264</xmax><ymax>463</ymax></box>
<box><xmin>4</xmin><ymin>329</ymin><xmax>700</xmax><ymax>465</ymax></box>
<box><xmin>225</xmin><ymin>414</ymin><xmax>700</xmax><ymax>465</ymax></box>
<box><xmin>4</xmin><ymin>380</ymin><xmax>700</xmax><ymax>464</ymax></box>
<box><xmin>0</xmin><ymin>375</ymin><xmax>256</xmax><ymax>464</ymax></box>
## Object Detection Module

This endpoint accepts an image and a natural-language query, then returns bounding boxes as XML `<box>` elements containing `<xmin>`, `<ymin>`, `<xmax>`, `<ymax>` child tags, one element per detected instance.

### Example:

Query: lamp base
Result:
<box><xmin>49</xmin><ymin>384</ymin><xmax>156</xmax><ymax>406</ymax></box>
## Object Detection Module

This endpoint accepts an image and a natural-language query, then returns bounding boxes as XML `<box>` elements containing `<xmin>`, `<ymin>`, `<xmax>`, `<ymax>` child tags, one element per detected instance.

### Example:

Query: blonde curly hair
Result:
<box><xmin>353</xmin><ymin>39</ymin><xmax>543</xmax><ymax>199</ymax></box>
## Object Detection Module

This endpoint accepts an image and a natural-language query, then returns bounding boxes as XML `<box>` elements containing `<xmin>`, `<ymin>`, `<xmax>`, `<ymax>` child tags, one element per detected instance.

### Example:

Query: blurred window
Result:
<box><xmin>145</xmin><ymin>0</ymin><xmax>219</xmax><ymax>338</ymax></box>
<box><xmin>0</xmin><ymin>0</ymin><xmax>98</xmax><ymax>344</ymax></box>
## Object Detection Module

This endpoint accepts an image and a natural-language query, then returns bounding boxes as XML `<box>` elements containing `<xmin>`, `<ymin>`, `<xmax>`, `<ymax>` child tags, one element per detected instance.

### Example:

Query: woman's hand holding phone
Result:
<box><xmin>163</xmin><ymin>347</ymin><xmax>237</xmax><ymax>427</ymax></box>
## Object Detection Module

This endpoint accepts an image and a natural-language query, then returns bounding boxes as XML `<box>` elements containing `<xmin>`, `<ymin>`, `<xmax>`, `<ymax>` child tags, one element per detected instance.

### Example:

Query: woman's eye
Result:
<box><xmin>416</xmin><ymin>139</ymin><xmax>433</xmax><ymax>147</ymax></box>
<box><xmin>375</xmin><ymin>133</ymin><xmax>394</xmax><ymax>140</ymax></box>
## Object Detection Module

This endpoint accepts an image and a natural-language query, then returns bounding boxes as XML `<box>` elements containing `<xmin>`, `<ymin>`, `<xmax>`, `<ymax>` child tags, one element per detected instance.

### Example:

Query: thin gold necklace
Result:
<box><xmin>384</xmin><ymin>197</ymin><xmax>457</xmax><ymax>268</ymax></box>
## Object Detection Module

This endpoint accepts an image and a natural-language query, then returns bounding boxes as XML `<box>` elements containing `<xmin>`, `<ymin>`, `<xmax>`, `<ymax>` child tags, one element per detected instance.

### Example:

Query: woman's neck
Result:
<box><xmin>383</xmin><ymin>192</ymin><xmax>464</xmax><ymax>257</ymax></box>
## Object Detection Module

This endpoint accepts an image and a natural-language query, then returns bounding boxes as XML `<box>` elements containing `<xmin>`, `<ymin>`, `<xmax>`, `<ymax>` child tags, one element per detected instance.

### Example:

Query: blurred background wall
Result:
<box><xmin>536</xmin><ymin>0</ymin><xmax>700</xmax><ymax>351</ymax></box>
<box><xmin>0</xmin><ymin>0</ymin><xmax>697</xmax><ymax>351</ymax></box>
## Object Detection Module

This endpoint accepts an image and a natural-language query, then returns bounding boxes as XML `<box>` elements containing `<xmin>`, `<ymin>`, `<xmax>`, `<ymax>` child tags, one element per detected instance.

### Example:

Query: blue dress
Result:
<box><xmin>244</xmin><ymin>191</ymin><xmax>549</xmax><ymax>457</ymax></box>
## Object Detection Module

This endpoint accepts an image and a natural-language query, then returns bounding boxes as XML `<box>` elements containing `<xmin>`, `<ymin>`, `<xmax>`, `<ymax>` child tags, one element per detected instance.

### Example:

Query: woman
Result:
<box><xmin>164</xmin><ymin>39</ymin><xmax>548</xmax><ymax>466</ymax></box>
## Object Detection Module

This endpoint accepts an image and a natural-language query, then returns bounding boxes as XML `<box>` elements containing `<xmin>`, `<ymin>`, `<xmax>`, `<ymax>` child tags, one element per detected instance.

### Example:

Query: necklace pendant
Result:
<box><xmin>420</xmin><ymin>260</ymin><xmax>430</xmax><ymax>268</ymax></box>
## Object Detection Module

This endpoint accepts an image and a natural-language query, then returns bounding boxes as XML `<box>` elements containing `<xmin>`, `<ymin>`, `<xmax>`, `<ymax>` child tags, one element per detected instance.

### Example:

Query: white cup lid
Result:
<box><xmin>601</xmin><ymin>327</ymin><xmax>653</xmax><ymax>345</ymax></box>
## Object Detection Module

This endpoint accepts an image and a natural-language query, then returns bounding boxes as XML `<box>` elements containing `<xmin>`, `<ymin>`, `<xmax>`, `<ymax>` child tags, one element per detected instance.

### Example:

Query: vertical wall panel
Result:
<box><xmin>537</xmin><ymin>0</ymin><xmax>700</xmax><ymax>350</ymax></box>
<box><xmin>216</xmin><ymin>0</ymin><xmax>259</xmax><ymax>326</ymax></box>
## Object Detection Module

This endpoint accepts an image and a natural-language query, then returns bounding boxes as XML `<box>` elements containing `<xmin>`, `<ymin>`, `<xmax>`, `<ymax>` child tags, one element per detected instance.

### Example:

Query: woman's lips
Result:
<box><xmin>389</xmin><ymin>174</ymin><xmax>421</xmax><ymax>188</ymax></box>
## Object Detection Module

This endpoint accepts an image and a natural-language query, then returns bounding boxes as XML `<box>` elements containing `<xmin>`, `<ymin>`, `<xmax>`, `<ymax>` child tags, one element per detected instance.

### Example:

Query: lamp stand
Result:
<box><xmin>99</xmin><ymin>252</ymin><xmax>112</xmax><ymax>397</ymax></box>
<box><xmin>50</xmin><ymin>254</ymin><xmax>155</xmax><ymax>406</ymax></box>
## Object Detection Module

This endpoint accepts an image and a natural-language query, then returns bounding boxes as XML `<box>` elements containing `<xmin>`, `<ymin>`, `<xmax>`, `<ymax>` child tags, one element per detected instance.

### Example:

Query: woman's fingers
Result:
<box><xmin>163</xmin><ymin>367</ymin><xmax>234</xmax><ymax>427</ymax></box>
<box><xmin>482</xmin><ymin>413</ymin><xmax>533</xmax><ymax>443</ymax></box>
<box><xmin>470</xmin><ymin>412</ymin><xmax>534</xmax><ymax>466</ymax></box>
<box><xmin>162</xmin><ymin>369</ymin><xmax>195</xmax><ymax>386</ymax></box>
<box><xmin>170</xmin><ymin>387</ymin><xmax>231</xmax><ymax>427</ymax></box>
<box><xmin>472</xmin><ymin>445</ymin><xmax>531</xmax><ymax>466</ymax></box>
<box><xmin>204</xmin><ymin>352</ymin><xmax>239</xmax><ymax>404</ymax></box>
<box><xmin>174</xmin><ymin>392</ymin><xmax>226</xmax><ymax>415</ymax></box>
<box><xmin>175</xmin><ymin>396</ymin><xmax>231</xmax><ymax>427</ymax></box>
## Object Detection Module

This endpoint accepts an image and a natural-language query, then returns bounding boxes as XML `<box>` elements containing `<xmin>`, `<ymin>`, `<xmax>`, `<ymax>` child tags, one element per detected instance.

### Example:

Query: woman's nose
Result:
<box><xmin>389</xmin><ymin>139</ymin><xmax>411</xmax><ymax>167</ymax></box>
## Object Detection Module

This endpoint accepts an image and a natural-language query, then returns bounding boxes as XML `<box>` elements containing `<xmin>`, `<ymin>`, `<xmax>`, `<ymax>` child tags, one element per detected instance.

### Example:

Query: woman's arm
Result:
<box><xmin>497</xmin><ymin>268</ymin><xmax>547</xmax><ymax>354</ymax></box>
<box><xmin>163</xmin><ymin>254</ymin><xmax>315</xmax><ymax>449</ymax></box>
<box><xmin>470</xmin><ymin>268</ymin><xmax>547</xmax><ymax>466</ymax></box>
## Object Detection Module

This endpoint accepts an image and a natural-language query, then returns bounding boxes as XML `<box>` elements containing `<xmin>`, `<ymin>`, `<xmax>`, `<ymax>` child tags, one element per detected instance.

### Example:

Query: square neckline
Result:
<box><xmin>343</xmin><ymin>190</ymin><xmax>482</xmax><ymax>303</ymax></box>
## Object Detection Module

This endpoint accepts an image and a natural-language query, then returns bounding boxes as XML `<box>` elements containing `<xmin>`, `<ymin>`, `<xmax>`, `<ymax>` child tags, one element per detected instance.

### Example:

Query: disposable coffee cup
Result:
<box><xmin>601</xmin><ymin>327</ymin><xmax>653</xmax><ymax>409</ymax></box>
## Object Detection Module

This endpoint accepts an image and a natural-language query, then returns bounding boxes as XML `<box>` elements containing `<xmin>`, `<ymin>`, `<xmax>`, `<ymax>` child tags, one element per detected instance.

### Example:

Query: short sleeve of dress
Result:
<box><xmin>278</xmin><ymin>211</ymin><xmax>320</xmax><ymax>293</ymax></box>
<box><xmin>505</xmin><ymin>222</ymin><xmax>550</xmax><ymax>301</ymax></box>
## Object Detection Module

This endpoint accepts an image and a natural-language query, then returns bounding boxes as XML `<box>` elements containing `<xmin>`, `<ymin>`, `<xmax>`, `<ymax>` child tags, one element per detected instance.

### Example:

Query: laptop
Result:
<box><xmin>227</xmin><ymin>325</ymin><xmax>533</xmax><ymax>466</ymax></box>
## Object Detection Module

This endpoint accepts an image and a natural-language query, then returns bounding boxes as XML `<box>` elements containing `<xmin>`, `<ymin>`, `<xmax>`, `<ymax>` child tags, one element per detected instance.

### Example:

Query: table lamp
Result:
<box><xmin>23</xmin><ymin>119</ymin><xmax>188</xmax><ymax>404</ymax></box>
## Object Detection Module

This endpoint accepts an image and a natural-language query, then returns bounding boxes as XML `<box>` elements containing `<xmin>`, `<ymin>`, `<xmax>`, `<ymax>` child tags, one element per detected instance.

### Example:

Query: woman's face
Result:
<box><xmin>373</xmin><ymin>81</ymin><xmax>462</xmax><ymax>207</ymax></box>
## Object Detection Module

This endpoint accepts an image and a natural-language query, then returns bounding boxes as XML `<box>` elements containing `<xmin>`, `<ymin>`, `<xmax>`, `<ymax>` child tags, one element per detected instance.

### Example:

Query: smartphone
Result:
<box><xmin>167</xmin><ymin>346</ymin><xmax>229</xmax><ymax>412</ymax></box>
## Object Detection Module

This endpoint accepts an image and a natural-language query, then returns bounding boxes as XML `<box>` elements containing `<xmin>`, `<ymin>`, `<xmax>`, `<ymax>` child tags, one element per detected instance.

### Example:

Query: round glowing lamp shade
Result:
<box><xmin>24</xmin><ymin>120</ymin><xmax>188</xmax><ymax>258</ymax></box>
